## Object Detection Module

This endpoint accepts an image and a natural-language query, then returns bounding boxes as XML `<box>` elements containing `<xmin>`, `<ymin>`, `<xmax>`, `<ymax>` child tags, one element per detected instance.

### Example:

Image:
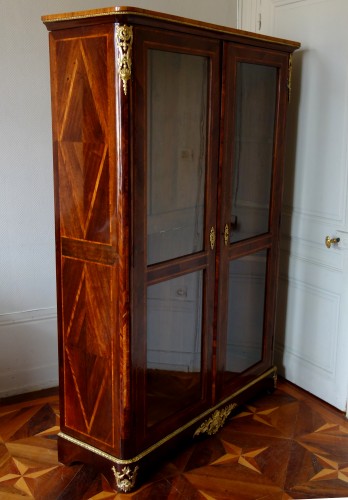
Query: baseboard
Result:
<box><xmin>0</xmin><ymin>307</ymin><xmax>57</xmax><ymax>327</ymax></box>
<box><xmin>0</xmin><ymin>307</ymin><xmax>58</xmax><ymax>398</ymax></box>
<box><xmin>0</xmin><ymin>385</ymin><xmax>59</xmax><ymax>405</ymax></box>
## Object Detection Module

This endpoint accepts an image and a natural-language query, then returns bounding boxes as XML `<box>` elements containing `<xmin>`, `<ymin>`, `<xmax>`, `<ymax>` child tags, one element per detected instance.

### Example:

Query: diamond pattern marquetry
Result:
<box><xmin>56</xmin><ymin>36</ymin><xmax>111</xmax><ymax>244</ymax></box>
<box><xmin>62</xmin><ymin>258</ymin><xmax>114</xmax><ymax>445</ymax></box>
<box><xmin>1</xmin><ymin>380</ymin><xmax>348</xmax><ymax>498</ymax></box>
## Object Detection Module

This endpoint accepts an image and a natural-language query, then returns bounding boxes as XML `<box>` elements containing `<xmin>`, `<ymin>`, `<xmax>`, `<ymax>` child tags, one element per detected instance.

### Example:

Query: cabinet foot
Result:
<box><xmin>111</xmin><ymin>464</ymin><xmax>140</xmax><ymax>493</ymax></box>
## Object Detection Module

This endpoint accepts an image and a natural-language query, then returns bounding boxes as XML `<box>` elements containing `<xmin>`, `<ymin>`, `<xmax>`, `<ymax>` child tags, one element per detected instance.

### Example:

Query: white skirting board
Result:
<box><xmin>0</xmin><ymin>308</ymin><xmax>58</xmax><ymax>397</ymax></box>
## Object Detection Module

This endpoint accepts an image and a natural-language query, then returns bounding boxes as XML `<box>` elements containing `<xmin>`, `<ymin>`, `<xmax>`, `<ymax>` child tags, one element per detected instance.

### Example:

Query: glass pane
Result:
<box><xmin>147</xmin><ymin>271</ymin><xmax>203</xmax><ymax>425</ymax></box>
<box><xmin>147</xmin><ymin>50</ymin><xmax>208</xmax><ymax>265</ymax></box>
<box><xmin>224</xmin><ymin>251</ymin><xmax>267</xmax><ymax>382</ymax></box>
<box><xmin>230</xmin><ymin>63</ymin><xmax>277</xmax><ymax>243</ymax></box>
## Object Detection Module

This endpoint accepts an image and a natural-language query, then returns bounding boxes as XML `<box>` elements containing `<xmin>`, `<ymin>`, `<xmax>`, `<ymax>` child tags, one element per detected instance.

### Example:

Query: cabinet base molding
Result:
<box><xmin>58</xmin><ymin>366</ymin><xmax>277</xmax><ymax>492</ymax></box>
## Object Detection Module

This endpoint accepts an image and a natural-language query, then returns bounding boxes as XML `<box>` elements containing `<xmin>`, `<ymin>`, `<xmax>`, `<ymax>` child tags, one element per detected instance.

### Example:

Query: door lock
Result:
<box><xmin>224</xmin><ymin>223</ymin><xmax>229</xmax><ymax>246</ymax></box>
<box><xmin>210</xmin><ymin>227</ymin><xmax>216</xmax><ymax>250</ymax></box>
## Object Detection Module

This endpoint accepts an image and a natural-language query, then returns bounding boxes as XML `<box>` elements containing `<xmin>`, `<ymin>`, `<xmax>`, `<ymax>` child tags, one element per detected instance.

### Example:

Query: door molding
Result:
<box><xmin>237</xmin><ymin>0</ymin><xmax>275</xmax><ymax>34</ymax></box>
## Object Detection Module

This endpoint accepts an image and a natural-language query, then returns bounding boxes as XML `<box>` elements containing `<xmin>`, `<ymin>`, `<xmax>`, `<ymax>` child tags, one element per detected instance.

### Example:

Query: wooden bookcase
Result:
<box><xmin>42</xmin><ymin>6</ymin><xmax>300</xmax><ymax>492</ymax></box>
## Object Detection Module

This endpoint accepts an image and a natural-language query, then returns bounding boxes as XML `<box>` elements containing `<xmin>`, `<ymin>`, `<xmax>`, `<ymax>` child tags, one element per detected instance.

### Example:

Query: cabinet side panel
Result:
<box><xmin>49</xmin><ymin>25</ymin><xmax>122</xmax><ymax>455</ymax></box>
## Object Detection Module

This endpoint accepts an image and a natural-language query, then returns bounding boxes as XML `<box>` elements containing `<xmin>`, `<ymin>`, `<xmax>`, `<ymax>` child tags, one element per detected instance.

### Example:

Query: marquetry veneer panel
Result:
<box><xmin>61</xmin><ymin>257</ymin><xmax>115</xmax><ymax>447</ymax></box>
<box><xmin>55</xmin><ymin>34</ymin><xmax>111</xmax><ymax>244</ymax></box>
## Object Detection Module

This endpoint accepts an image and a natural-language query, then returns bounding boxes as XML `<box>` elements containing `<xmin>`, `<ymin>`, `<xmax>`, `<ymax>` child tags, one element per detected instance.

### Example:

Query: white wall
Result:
<box><xmin>0</xmin><ymin>0</ymin><xmax>237</xmax><ymax>397</ymax></box>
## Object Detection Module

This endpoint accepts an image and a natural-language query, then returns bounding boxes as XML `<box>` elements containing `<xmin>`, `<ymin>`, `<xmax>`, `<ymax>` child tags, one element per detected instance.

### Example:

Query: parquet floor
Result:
<box><xmin>1</xmin><ymin>379</ymin><xmax>348</xmax><ymax>499</ymax></box>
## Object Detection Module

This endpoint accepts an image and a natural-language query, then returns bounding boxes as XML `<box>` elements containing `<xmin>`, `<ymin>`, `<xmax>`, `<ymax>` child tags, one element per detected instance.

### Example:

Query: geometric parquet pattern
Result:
<box><xmin>1</xmin><ymin>379</ymin><xmax>348</xmax><ymax>499</ymax></box>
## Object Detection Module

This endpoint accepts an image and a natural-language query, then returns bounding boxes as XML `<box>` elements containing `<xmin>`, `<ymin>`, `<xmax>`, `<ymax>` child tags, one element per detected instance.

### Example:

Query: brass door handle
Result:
<box><xmin>325</xmin><ymin>236</ymin><xmax>340</xmax><ymax>248</ymax></box>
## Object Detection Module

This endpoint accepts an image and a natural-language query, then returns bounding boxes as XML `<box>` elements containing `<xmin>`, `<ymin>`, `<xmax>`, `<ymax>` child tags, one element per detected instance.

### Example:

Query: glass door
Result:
<box><xmin>132</xmin><ymin>28</ymin><xmax>220</xmax><ymax>442</ymax></box>
<box><xmin>217</xmin><ymin>45</ymin><xmax>289</xmax><ymax>399</ymax></box>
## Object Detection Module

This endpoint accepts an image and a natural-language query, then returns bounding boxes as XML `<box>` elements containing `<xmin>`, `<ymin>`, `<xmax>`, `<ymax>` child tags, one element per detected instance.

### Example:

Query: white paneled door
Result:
<box><xmin>239</xmin><ymin>0</ymin><xmax>348</xmax><ymax>410</ymax></box>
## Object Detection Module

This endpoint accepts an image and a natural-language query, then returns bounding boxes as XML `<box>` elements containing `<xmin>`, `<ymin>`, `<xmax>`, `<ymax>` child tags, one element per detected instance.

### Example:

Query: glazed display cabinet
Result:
<box><xmin>42</xmin><ymin>6</ymin><xmax>300</xmax><ymax>492</ymax></box>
